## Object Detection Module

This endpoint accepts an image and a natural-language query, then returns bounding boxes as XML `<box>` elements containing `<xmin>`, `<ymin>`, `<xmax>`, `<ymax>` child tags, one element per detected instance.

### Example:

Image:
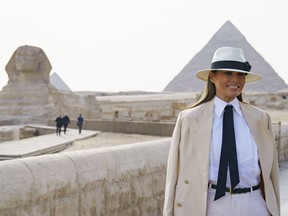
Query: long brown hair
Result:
<box><xmin>186</xmin><ymin>71</ymin><xmax>243</xmax><ymax>109</ymax></box>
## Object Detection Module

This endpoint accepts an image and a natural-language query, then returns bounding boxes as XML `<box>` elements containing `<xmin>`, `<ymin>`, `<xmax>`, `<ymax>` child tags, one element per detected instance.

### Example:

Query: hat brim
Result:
<box><xmin>196</xmin><ymin>68</ymin><xmax>262</xmax><ymax>82</ymax></box>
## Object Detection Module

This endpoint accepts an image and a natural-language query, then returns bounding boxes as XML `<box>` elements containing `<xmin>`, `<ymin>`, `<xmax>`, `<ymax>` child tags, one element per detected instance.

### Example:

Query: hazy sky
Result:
<box><xmin>0</xmin><ymin>0</ymin><xmax>287</xmax><ymax>92</ymax></box>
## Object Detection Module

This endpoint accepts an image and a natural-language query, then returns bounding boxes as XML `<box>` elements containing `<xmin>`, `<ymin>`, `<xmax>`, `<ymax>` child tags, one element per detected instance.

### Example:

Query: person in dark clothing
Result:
<box><xmin>62</xmin><ymin>113</ymin><xmax>70</xmax><ymax>134</ymax></box>
<box><xmin>77</xmin><ymin>114</ymin><xmax>84</xmax><ymax>134</ymax></box>
<box><xmin>55</xmin><ymin>115</ymin><xmax>63</xmax><ymax>136</ymax></box>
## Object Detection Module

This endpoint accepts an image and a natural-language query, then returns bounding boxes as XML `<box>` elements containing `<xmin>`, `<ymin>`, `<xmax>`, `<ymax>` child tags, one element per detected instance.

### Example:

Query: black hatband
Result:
<box><xmin>211</xmin><ymin>61</ymin><xmax>251</xmax><ymax>72</ymax></box>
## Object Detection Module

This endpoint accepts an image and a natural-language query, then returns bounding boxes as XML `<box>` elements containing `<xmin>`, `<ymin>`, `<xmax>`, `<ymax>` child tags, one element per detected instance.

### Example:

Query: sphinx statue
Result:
<box><xmin>5</xmin><ymin>45</ymin><xmax>52</xmax><ymax>87</ymax></box>
<box><xmin>0</xmin><ymin>45</ymin><xmax>58</xmax><ymax>124</ymax></box>
<box><xmin>0</xmin><ymin>45</ymin><xmax>101</xmax><ymax>125</ymax></box>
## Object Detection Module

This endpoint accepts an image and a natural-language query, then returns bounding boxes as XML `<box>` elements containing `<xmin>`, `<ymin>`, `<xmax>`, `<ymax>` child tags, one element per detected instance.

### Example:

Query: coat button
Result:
<box><xmin>184</xmin><ymin>180</ymin><xmax>189</xmax><ymax>184</ymax></box>
<box><xmin>177</xmin><ymin>202</ymin><xmax>182</xmax><ymax>207</ymax></box>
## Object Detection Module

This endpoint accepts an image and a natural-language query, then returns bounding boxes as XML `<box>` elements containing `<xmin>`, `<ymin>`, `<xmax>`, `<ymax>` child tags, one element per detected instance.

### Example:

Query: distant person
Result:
<box><xmin>62</xmin><ymin>113</ymin><xmax>70</xmax><ymax>134</ymax></box>
<box><xmin>55</xmin><ymin>115</ymin><xmax>63</xmax><ymax>136</ymax></box>
<box><xmin>77</xmin><ymin>114</ymin><xmax>84</xmax><ymax>134</ymax></box>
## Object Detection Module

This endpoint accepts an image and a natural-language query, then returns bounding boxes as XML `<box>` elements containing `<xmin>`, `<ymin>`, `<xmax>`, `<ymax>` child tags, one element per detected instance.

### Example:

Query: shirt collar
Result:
<box><xmin>214</xmin><ymin>96</ymin><xmax>243</xmax><ymax>118</ymax></box>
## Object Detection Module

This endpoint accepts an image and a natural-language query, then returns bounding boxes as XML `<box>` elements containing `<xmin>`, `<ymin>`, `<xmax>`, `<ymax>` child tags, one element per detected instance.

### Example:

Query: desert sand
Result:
<box><xmin>61</xmin><ymin>132</ymin><xmax>168</xmax><ymax>152</ymax></box>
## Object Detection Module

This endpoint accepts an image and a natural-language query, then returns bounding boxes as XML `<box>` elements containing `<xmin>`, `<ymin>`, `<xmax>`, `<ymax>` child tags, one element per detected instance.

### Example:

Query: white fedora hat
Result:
<box><xmin>196</xmin><ymin>47</ymin><xmax>262</xmax><ymax>82</ymax></box>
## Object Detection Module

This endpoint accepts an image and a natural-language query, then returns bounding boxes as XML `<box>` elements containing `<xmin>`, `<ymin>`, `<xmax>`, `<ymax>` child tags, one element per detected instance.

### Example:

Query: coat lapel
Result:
<box><xmin>240</xmin><ymin>103</ymin><xmax>273</xmax><ymax>175</ymax></box>
<box><xmin>188</xmin><ymin>100</ymin><xmax>214</xmax><ymax>187</ymax></box>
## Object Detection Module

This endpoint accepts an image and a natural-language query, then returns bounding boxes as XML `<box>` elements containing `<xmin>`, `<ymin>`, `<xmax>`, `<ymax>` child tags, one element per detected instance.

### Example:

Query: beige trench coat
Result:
<box><xmin>163</xmin><ymin>99</ymin><xmax>280</xmax><ymax>216</ymax></box>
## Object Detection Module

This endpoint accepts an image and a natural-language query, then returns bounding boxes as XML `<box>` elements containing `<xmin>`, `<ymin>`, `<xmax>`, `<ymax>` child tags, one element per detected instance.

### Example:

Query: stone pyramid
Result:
<box><xmin>50</xmin><ymin>72</ymin><xmax>71</xmax><ymax>91</ymax></box>
<box><xmin>163</xmin><ymin>20</ymin><xmax>288</xmax><ymax>93</ymax></box>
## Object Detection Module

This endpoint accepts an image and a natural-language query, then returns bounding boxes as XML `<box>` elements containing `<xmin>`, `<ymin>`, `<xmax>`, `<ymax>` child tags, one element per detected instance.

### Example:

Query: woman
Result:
<box><xmin>163</xmin><ymin>47</ymin><xmax>280</xmax><ymax>216</ymax></box>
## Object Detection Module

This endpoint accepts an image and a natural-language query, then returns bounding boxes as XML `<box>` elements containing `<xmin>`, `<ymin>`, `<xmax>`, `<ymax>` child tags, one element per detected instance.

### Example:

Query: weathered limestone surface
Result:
<box><xmin>275</xmin><ymin>122</ymin><xmax>288</xmax><ymax>163</ymax></box>
<box><xmin>0</xmin><ymin>139</ymin><xmax>170</xmax><ymax>216</ymax></box>
<box><xmin>0</xmin><ymin>126</ymin><xmax>20</xmax><ymax>142</ymax></box>
<box><xmin>95</xmin><ymin>91</ymin><xmax>288</xmax><ymax>123</ymax></box>
<box><xmin>0</xmin><ymin>45</ymin><xmax>101</xmax><ymax>125</ymax></box>
<box><xmin>0</xmin><ymin>125</ymin><xmax>40</xmax><ymax>142</ymax></box>
<box><xmin>96</xmin><ymin>92</ymin><xmax>198</xmax><ymax>122</ymax></box>
<box><xmin>5</xmin><ymin>45</ymin><xmax>52</xmax><ymax>86</ymax></box>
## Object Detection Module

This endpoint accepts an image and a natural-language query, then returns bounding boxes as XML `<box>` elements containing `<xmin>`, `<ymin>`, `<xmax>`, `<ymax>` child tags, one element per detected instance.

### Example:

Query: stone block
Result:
<box><xmin>0</xmin><ymin>139</ymin><xmax>171</xmax><ymax>215</ymax></box>
<box><xmin>0</xmin><ymin>126</ymin><xmax>20</xmax><ymax>142</ymax></box>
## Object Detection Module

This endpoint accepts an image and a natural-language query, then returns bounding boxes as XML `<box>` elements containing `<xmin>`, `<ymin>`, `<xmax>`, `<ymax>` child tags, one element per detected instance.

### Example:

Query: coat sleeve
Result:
<box><xmin>163</xmin><ymin>112</ymin><xmax>182</xmax><ymax>216</ymax></box>
<box><xmin>266</xmin><ymin>113</ymin><xmax>281</xmax><ymax>214</ymax></box>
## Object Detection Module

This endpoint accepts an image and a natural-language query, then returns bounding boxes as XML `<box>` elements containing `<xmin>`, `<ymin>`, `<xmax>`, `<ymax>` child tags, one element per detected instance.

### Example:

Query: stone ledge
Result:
<box><xmin>0</xmin><ymin>139</ymin><xmax>170</xmax><ymax>215</ymax></box>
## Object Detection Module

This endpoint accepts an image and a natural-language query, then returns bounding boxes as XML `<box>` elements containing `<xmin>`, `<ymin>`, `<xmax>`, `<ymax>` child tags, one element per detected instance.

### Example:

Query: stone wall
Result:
<box><xmin>0</xmin><ymin>139</ymin><xmax>170</xmax><ymax>216</ymax></box>
<box><xmin>96</xmin><ymin>92</ymin><xmax>198</xmax><ymax>122</ymax></box>
<box><xmin>48</xmin><ymin>119</ymin><xmax>175</xmax><ymax>137</ymax></box>
<box><xmin>276</xmin><ymin>122</ymin><xmax>288</xmax><ymax>163</ymax></box>
<box><xmin>0</xmin><ymin>124</ymin><xmax>288</xmax><ymax>215</ymax></box>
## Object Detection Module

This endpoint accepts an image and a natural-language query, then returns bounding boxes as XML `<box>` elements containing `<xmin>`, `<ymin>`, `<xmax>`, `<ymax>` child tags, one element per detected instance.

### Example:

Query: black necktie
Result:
<box><xmin>214</xmin><ymin>105</ymin><xmax>240</xmax><ymax>201</ymax></box>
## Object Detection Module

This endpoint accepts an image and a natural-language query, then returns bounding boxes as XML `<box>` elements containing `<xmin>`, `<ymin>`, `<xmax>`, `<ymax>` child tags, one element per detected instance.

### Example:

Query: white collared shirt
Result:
<box><xmin>209</xmin><ymin>96</ymin><xmax>261</xmax><ymax>188</ymax></box>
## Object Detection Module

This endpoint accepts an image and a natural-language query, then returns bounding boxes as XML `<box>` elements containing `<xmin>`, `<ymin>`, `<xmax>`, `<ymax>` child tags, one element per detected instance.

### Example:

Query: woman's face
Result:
<box><xmin>210</xmin><ymin>70</ymin><xmax>246</xmax><ymax>102</ymax></box>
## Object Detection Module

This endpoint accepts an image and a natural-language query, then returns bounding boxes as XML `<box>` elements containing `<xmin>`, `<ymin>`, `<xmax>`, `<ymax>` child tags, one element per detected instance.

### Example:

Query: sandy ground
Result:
<box><xmin>61</xmin><ymin>132</ymin><xmax>168</xmax><ymax>152</ymax></box>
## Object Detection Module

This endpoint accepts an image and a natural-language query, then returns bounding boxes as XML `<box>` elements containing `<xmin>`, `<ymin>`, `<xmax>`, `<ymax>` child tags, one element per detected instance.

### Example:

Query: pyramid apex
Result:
<box><xmin>223</xmin><ymin>20</ymin><xmax>233</xmax><ymax>25</ymax></box>
<box><xmin>213</xmin><ymin>20</ymin><xmax>245</xmax><ymax>42</ymax></box>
